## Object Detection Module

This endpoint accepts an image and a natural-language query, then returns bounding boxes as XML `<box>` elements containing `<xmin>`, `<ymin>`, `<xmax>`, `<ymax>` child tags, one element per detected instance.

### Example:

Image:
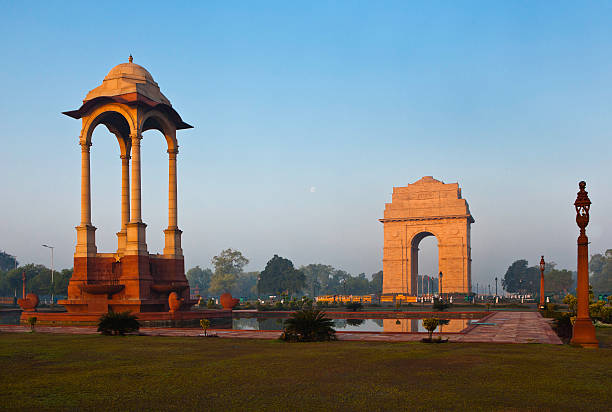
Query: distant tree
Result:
<box><xmin>589</xmin><ymin>250</ymin><xmax>612</xmax><ymax>295</ymax></box>
<box><xmin>345</xmin><ymin>273</ymin><xmax>370</xmax><ymax>295</ymax></box>
<box><xmin>208</xmin><ymin>249</ymin><xmax>249</xmax><ymax>296</ymax></box>
<box><xmin>502</xmin><ymin>259</ymin><xmax>539</xmax><ymax>295</ymax></box>
<box><xmin>209</xmin><ymin>273</ymin><xmax>238</xmax><ymax>295</ymax></box>
<box><xmin>300</xmin><ymin>264</ymin><xmax>335</xmax><ymax>296</ymax></box>
<box><xmin>211</xmin><ymin>249</ymin><xmax>249</xmax><ymax>277</ymax></box>
<box><xmin>544</xmin><ymin>269</ymin><xmax>573</xmax><ymax>296</ymax></box>
<box><xmin>0</xmin><ymin>264</ymin><xmax>71</xmax><ymax>297</ymax></box>
<box><xmin>369</xmin><ymin>270</ymin><xmax>383</xmax><ymax>294</ymax></box>
<box><xmin>186</xmin><ymin>266</ymin><xmax>212</xmax><ymax>294</ymax></box>
<box><xmin>0</xmin><ymin>251</ymin><xmax>18</xmax><ymax>271</ymax></box>
<box><xmin>258</xmin><ymin>255</ymin><xmax>305</xmax><ymax>296</ymax></box>
<box><xmin>234</xmin><ymin>272</ymin><xmax>259</xmax><ymax>299</ymax></box>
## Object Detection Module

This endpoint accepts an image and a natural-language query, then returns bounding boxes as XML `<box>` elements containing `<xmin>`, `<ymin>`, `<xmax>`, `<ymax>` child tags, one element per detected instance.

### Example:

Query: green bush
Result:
<box><xmin>27</xmin><ymin>316</ymin><xmax>37</xmax><ymax>332</ymax></box>
<box><xmin>432</xmin><ymin>298</ymin><xmax>449</xmax><ymax>311</ymax></box>
<box><xmin>200</xmin><ymin>319</ymin><xmax>211</xmax><ymax>336</ymax></box>
<box><xmin>563</xmin><ymin>294</ymin><xmax>577</xmax><ymax>316</ymax></box>
<box><xmin>97</xmin><ymin>311</ymin><xmax>140</xmax><ymax>336</ymax></box>
<box><xmin>552</xmin><ymin>312</ymin><xmax>573</xmax><ymax>342</ymax></box>
<box><xmin>207</xmin><ymin>299</ymin><xmax>217</xmax><ymax>309</ymax></box>
<box><xmin>345</xmin><ymin>302</ymin><xmax>363</xmax><ymax>312</ymax></box>
<box><xmin>422</xmin><ymin>318</ymin><xmax>439</xmax><ymax>340</ymax></box>
<box><xmin>590</xmin><ymin>301</ymin><xmax>612</xmax><ymax>323</ymax></box>
<box><xmin>280</xmin><ymin>309</ymin><xmax>337</xmax><ymax>342</ymax></box>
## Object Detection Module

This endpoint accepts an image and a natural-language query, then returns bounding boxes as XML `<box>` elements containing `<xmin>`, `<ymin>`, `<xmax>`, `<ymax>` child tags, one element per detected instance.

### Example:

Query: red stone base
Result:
<box><xmin>20</xmin><ymin>309</ymin><xmax>232</xmax><ymax>326</ymax></box>
<box><xmin>570</xmin><ymin>318</ymin><xmax>599</xmax><ymax>348</ymax></box>
<box><xmin>64</xmin><ymin>254</ymin><xmax>191</xmax><ymax>314</ymax></box>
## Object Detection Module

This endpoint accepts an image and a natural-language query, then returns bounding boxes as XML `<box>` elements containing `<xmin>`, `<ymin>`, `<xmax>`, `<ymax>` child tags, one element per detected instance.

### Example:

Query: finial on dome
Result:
<box><xmin>128</xmin><ymin>55</ymin><xmax>133</xmax><ymax>63</ymax></box>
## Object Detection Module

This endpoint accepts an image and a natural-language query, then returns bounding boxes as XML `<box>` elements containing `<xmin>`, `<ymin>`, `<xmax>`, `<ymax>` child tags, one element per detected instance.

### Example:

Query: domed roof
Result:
<box><xmin>104</xmin><ymin>61</ymin><xmax>155</xmax><ymax>83</ymax></box>
<box><xmin>83</xmin><ymin>56</ymin><xmax>171</xmax><ymax>106</ymax></box>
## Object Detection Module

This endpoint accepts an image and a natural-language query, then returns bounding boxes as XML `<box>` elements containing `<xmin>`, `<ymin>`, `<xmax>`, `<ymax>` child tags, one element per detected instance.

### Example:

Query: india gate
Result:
<box><xmin>59</xmin><ymin>57</ymin><xmax>194</xmax><ymax>314</ymax></box>
<box><xmin>380</xmin><ymin>176</ymin><xmax>474</xmax><ymax>295</ymax></box>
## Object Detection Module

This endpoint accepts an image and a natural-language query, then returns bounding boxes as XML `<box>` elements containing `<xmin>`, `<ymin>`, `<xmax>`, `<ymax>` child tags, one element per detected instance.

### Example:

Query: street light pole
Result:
<box><xmin>42</xmin><ymin>244</ymin><xmax>54</xmax><ymax>304</ymax></box>
<box><xmin>539</xmin><ymin>256</ymin><xmax>546</xmax><ymax>309</ymax></box>
<box><xmin>495</xmin><ymin>277</ymin><xmax>498</xmax><ymax>297</ymax></box>
<box><xmin>438</xmin><ymin>271</ymin><xmax>443</xmax><ymax>300</ymax></box>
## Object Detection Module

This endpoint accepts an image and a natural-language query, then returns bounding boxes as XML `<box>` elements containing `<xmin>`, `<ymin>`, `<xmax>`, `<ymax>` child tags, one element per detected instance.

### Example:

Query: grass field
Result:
<box><xmin>1</xmin><ymin>330</ymin><xmax>610</xmax><ymax>411</ymax></box>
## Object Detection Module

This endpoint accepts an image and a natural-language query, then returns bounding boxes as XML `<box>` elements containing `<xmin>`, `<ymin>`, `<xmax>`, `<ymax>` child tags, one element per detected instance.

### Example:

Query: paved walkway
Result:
<box><xmin>0</xmin><ymin>311</ymin><xmax>561</xmax><ymax>344</ymax></box>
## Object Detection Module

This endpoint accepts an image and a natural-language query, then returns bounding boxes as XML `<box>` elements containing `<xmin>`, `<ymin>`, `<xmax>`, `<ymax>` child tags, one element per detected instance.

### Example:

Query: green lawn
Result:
<box><xmin>0</xmin><ymin>331</ymin><xmax>610</xmax><ymax>411</ymax></box>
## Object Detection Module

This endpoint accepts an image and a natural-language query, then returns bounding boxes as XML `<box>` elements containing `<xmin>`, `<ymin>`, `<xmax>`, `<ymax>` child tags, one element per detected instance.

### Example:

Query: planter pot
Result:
<box><xmin>220</xmin><ymin>293</ymin><xmax>239</xmax><ymax>310</ymax></box>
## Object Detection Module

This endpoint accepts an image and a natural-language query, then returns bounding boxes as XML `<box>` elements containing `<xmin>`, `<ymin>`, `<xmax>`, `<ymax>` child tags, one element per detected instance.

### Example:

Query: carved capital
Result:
<box><xmin>129</xmin><ymin>132</ymin><xmax>142</xmax><ymax>145</ymax></box>
<box><xmin>79</xmin><ymin>140</ymin><xmax>92</xmax><ymax>152</ymax></box>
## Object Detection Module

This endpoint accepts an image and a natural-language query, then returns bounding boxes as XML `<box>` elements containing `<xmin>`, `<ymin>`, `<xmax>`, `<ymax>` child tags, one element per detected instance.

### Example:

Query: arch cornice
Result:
<box><xmin>139</xmin><ymin>108</ymin><xmax>178</xmax><ymax>152</ymax></box>
<box><xmin>80</xmin><ymin>103</ymin><xmax>137</xmax><ymax>145</ymax></box>
<box><xmin>409</xmin><ymin>230</ymin><xmax>440</xmax><ymax>247</ymax></box>
<box><xmin>379</xmin><ymin>214</ymin><xmax>475</xmax><ymax>224</ymax></box>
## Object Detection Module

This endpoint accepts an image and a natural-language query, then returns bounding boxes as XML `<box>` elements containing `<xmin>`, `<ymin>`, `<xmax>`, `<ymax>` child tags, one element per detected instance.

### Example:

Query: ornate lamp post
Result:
<box><xmin>570</xmin><ymin>181</ymin><xmax>598</xmax><ymax>348</ymax></box>
<box><xmin>539</xmin><ymin>256</ymin><xmax>546</xmax><ymax>309</ymax></box>
<box><xmin>438</xmin><ymin>271</ymin><xmax>443</xmax><ymax>299</ymax></box>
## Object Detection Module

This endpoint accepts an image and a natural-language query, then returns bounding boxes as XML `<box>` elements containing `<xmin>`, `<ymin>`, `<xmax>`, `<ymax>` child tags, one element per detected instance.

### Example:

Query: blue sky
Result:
<box><xmin>1</xmin><ymin>1</ymin><xmax>611</xmax><ymax>288</ymax></box>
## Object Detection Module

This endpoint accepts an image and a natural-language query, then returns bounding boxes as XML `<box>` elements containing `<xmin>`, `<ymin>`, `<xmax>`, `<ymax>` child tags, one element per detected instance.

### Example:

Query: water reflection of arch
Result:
<box><xmin>383</xmin><ymin>318</ymin><xmax>469</xmax><ymax>333</ymax></box>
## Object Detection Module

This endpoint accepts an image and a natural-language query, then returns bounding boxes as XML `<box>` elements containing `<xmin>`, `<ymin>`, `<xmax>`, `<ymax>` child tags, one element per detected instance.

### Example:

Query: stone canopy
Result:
<box><xmin>84</xmin><ymin>61</ymin><xmax>171</xmax><ymax>105</ymax></box>
<box><xmin>63</xmin><ymin>57</ymin><xmax>192</xmax><ymax>130</ymax></box>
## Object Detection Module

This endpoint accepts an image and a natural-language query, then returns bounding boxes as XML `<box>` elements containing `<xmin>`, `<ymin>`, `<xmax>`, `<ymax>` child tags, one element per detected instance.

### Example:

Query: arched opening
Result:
<box><xmin>141</xmin><ymin>127</ymin><xmax>170</xmax><ymax>255</ymax></box>
<box><xmin>88</xmin><ymin>111</ymin><xmax>131</xmax><ymax>253</ymax></box>
<box><xmin>410</xmin><ymin>232</ymin><xmax>439</xmax><ymax>297</ymax></box>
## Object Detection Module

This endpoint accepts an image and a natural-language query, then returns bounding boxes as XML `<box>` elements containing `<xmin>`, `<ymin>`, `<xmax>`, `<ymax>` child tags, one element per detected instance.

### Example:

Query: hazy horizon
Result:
<box><xmin>2</xmin><ymin>1</ymin><xmax>612</xmax><ymax>288</ymax></box>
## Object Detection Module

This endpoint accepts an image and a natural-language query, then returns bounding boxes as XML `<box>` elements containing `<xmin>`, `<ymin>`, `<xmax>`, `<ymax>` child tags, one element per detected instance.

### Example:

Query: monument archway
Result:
<box><xmin>380</xmin><ymin>176</ymin><xmax>474</xmax><ymax>295</ymax></box>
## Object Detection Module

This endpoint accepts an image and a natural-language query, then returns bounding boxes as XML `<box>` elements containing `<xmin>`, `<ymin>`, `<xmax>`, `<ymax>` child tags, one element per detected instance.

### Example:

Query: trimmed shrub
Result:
<box><xmin>281</xmin><ymin>309</ymin><xmax>336</xmax><ymax>342</ymax></box>
<box><xmin>200</xmin><ymin>319</ymin><xmax>211</xmax><ymax>336</ymax></box>
<box><xmin>422</xmin><ymin>318</ymin><xmax>439</xmax><ymax>341</ymax></box>
<box><xmin>98</xmin><ymin>311</ymin><xmax>140</xmax><ymax>336</ymax></box>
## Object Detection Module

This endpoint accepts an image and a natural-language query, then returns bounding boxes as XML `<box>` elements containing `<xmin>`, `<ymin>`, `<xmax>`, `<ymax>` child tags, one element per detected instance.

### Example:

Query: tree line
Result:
<box><xmin>0</xmin><ymin>251</ymin><xmax>72</xmax><ymax>297</ymax></box>
<box><xmin>501</xmin><ymin>250</ymin><xmax>612</xmax><ymax>299</ymax></box>
<box><xmin>186</xmin><ymin>249</ymin><xmax>383</xmax><ymax>299</ymax></box>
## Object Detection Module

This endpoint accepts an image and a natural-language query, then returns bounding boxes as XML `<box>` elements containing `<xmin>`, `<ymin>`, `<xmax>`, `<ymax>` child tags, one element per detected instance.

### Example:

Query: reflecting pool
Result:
<box><xmin>228</xmin><ymin>317</ymin><xmax>472</xmax><ymax>333</ymax></box>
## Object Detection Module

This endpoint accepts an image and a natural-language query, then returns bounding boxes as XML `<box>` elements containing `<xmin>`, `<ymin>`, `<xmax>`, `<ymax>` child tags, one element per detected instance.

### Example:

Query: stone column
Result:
<box><xmin>168</xmin><ymin>148</ymin><xmax>178</xmax><ymax>229</ymax></box>
<box><xmin>75</xmin><ymin>140</ymin><xmax>96</xmax><ymax>257</ymax></box>
<box><xmin>125</xmin><ymin>132</ymin><xmax>147</xmax><ymax>255</ymax></box>
<box><xmin>164</xmin><ymin>147</ymin><xmax>183</xmax><ymax>257</ymax></box>
<box><xmin>116</xmin><ymin>152</ymin><xmax>130</xmax><ymax>254</ymax></box>
<box><xmin>81</xmin><ymin>141</ymin><xmax>92</xmax><ymax>225</ymax></box>
<box><xmin>121</xmin><ymin>153</ymin><xmax>131</xmax><ymax>228</ymax></box>
<box><xmin>130</xmin><ymin>133</ymin><xmax>142</xmax><ymax>223</ymax></box>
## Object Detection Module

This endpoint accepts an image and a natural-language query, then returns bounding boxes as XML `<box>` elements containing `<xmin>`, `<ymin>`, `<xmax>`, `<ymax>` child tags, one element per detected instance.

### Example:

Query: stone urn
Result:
<box><xmin>168</xmin><ymin>292</ymin><xmax>182</xmax><ymax>313</ymax></box>
<box><xmin>17</xmin><ymin>293</ymin><xmax>39</xmax><ymax>311</ymax></box>
<box><xmin>219</xmin><ymin>293</ymin><xmax>239</xmax><ymax>310</ymax></box>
